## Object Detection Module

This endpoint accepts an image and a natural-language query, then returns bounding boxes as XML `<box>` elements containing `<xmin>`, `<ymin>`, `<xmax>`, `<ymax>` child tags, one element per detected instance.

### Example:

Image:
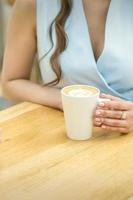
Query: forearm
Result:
<box><xmin>2</xmin><ymin>79</ymin><xmax>63</xmax><ymax>110</ymax></box>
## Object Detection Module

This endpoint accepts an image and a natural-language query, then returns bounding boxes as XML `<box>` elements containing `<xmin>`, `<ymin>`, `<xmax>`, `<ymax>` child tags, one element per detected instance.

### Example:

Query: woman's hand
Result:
<box><xmin>94</xmin><ymin>93</ymin><xmax>133</xmax><ymax>134</ymax></box>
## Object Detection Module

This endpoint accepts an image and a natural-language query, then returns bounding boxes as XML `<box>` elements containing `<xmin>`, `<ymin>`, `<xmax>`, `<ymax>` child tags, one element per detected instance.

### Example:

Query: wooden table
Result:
<box><xmin>0</xmin><ymin>102</ymin><xmax>133</xmax><ymax>200</ymax></box>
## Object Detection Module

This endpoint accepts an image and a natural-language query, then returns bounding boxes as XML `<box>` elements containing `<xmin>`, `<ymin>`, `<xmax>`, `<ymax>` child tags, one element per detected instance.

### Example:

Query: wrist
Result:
<box><xmin>58</xmin><ymin>98</ymin><xmax>63</xmax><ymax>111</ymax></box>
<box><xmin>54</xmin><ymin>88</ymin><xmax>63</xmax><ymax>111</ymax></box>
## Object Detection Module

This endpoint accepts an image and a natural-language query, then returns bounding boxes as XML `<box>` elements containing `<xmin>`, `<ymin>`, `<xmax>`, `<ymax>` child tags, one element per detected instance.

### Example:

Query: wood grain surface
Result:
<box><xmin>0</xmin><ymin>102</ymin><xmax>133</xmax><ymax>200</ymax></box>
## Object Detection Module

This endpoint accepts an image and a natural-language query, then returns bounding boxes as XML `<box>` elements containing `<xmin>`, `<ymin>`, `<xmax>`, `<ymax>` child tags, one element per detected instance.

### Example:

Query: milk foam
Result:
<box><xmin>67</xmin><ymin>89</ymin><xmax>93</xmax><ymax>97</ymax></box>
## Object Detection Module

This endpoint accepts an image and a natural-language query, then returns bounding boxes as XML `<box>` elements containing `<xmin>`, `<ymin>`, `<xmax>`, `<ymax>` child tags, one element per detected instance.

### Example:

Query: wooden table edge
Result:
<box><xmin>0</xmin><ymin>102</ymin><xmax>42</xmax><ymax>123</ymax></box>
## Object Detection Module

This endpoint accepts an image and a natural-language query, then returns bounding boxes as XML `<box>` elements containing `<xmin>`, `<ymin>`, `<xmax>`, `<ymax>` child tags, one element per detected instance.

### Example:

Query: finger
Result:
<box><xmin>93</xmin><ymin>120</ymin><xmax>102</xmax><ymax>127</ymax></box>
<box><xmin>100</xmin><ymin>117</ymin><xmax>128</xmax><ymax>127</ymax></box>
<box><xmin>101</xmin><ymin>125</ymin><xmax>130</xmax><ymax>134</ymax></box>
<box><xmin>98</xmin><ymin>100</ymin><xmax>130</xmax><ymax>111</ymax></box>
<box><xmin>95</xmin><ymin>109</ymin><xmax>126</xmax><ymax>119</ymax></box>
<box><xmin>96</xmin><ymin>105</ymin><xmax>108</xmax><ymax>110</ymax></box>
<box><xmin>100</xmin><ymin>93</ymin><xmax>122</xmax><ymax>101</ymax></box>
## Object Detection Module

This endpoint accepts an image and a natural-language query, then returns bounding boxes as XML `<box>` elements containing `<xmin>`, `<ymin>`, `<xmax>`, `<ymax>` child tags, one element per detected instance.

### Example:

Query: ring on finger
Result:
<box><xmin>120</xmin><ymin>111</ymin><xmax>127</xmax><ymax>120</ymax></box>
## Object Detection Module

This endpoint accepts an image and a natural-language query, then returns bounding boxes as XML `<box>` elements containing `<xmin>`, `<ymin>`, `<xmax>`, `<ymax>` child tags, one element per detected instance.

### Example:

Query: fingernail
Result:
<box><xmin>95</xmin><ymin>118</ymin><xmax>101</xmax><ymax>122</ymax></box>
<box><xmin>96</xmin><ymin>110</ymin><xmax>101</xmax><ymax>116</ymax></box>
<box><xmin>101</xmin><ymin>93</ymin><xmax>106</xmax><ymax>96</ymax></box>
<box><xmin>96</xmin><ymin>122</ymin><xmax>102</xmax><ymax>125</ymax></box>
<box><xmin>99</xmin><ymin>102</ymin><xmax>105</xmax><ymax>107</ymax></box>
<box><xmin>102</xmin><ymin>125</ymin><xmax>106</xmax><ymax>129</ymax></box>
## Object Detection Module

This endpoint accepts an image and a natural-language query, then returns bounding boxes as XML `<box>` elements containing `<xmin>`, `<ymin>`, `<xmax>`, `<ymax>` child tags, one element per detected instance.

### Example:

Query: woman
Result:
<box><xmin>1</xmin><ymin>0</ymin><xmax>133</xmax><ymax>134</ymax></box>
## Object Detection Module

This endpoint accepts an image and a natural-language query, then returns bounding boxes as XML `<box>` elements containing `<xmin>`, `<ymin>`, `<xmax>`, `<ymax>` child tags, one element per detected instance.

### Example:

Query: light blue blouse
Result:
<box><xmin>37</xmin><ymin>0</ymin><xmax>133</xmax><ymax>101</ymax></box>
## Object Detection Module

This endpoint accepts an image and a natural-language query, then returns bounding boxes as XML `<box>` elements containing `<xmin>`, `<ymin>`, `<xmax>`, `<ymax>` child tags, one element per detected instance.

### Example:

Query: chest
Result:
<box><xmin>60</xmin><ymin>0</ymin><xmax>133</xmax><ymax>83</ymax></box>
<box><xmin>82</xmin><ymin>0</ymin><xmax>111</xmax><ymax>62</ymax></box>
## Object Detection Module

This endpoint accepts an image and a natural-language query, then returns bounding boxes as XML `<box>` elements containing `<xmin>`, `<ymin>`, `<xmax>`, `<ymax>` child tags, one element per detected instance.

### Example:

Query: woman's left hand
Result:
<box><xmin>94</xmin><ymin>93</ymin><xmax>133</xmax><ymax>134</ymax></box>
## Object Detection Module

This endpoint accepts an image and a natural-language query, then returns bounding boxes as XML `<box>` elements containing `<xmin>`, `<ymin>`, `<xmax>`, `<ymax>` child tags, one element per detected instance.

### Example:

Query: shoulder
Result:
<box><xmin>11</xmin><ymin>0</ymin><xmax>36</xmax><ymax>29</ymax></box>
<box><xmin>14</xmin><ymin>0</ymin><xmax>36</xmax><ymax>11</ymax></box>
